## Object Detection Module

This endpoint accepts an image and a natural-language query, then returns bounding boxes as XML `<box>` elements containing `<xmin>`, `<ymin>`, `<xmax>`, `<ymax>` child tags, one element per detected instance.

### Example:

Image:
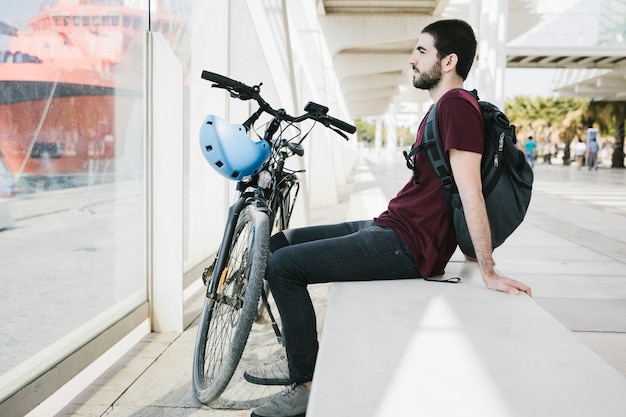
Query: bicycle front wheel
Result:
<box><xmin>192</xmin><ymin>204</ymin><xmax>270</xmax><ymax>404</ymax></box>
<box><xmin>256</xmin><ymin>177</ymin><xmax>300</xmax><ymax>323</ymax></box>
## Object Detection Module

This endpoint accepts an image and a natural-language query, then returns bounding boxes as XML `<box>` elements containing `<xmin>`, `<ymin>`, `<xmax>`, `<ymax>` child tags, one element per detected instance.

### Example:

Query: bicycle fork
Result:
<box><xmin>203</xmin><ymin>193</ymin><xmax>283</xmax><ymax>342</ymax></box>
<box><xmin>204</xmin><ymin>196</ymin><xmax>247</xmax><ymax>297</ymax></box>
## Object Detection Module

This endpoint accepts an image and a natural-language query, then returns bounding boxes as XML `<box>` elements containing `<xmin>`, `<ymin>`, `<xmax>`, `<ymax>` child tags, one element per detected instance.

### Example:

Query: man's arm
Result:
<box><xmin>449</xmin><ymin>149</ymin><xmax>532</xmax><ymax>296</ymax></box>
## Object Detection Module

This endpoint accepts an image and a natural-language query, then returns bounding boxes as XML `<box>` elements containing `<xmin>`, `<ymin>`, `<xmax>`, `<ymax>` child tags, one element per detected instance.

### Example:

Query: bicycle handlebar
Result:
<box><xmin>201</xmin><ymin>70</ymin><xmax>356</xmax><ymax>137</ymax></box>
<box><xmin>201</xmin><ymin>71</ymin><xmax>261</xmax><ymax>101</ymax></box>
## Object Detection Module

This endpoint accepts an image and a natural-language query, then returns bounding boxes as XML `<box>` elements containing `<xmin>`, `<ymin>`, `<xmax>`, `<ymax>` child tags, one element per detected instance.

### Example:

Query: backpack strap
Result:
<box><xmin>424</xmin><ymin>89</ymin><xmax>482</xmax><ymax>203</ymax></box>
<box><xmin>423</xmin><ymin>105</ymin><xmax>454</xmax><ymax>191</ymax></box>
<box><xmin>421</xmin><ymin>103</ymin><xmax>459</xmax><ymax>280</ymax></box>
<box><xmin>402</xmin><ymin>106</ymin><xmax>454</xmax><ymax>190</ymax></box>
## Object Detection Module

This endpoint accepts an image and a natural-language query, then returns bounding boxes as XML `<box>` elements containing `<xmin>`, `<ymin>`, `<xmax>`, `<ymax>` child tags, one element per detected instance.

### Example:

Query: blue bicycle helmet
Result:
<box><xmin>199</xmin><ymin>115</ymin><xmax>271</xmax><ymax>180</ymax></box>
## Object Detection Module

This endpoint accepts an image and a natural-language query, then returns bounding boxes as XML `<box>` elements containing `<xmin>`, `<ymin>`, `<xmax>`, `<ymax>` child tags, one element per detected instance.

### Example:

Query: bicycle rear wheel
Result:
<box><xmin>192</xmin><ymin>204</ymin><xmax>270</xmax><ymax>404</ymax></box>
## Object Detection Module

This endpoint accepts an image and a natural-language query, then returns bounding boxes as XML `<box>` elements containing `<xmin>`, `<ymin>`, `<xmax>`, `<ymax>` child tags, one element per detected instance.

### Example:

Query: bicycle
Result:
<box><xmin>192</xmin><ymin>70</ymin><xmax>356</xmax><ymax>404</ymax></box>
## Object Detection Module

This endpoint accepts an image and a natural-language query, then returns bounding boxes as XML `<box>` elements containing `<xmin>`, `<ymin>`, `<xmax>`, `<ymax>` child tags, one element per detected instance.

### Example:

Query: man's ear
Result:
<box><xmin>442</xmin><ymin>53</ymin><xmax>459</xmax><ymax>74</ymax></box>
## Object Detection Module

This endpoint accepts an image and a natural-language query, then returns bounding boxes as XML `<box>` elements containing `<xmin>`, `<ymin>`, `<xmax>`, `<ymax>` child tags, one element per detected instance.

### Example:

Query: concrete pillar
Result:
<box><xmin>475</xmin><ymin>0</ymin><xmax>508</xmax><ymax>108</ymax></box>
<box><xmin>150</xmin><ymin>32</ymin><xmax>184</xmax><ymax>333</ymax></box>
<box><xmin>375</xmin><ymin>116</ymin><xmax>384</xmax><ymax>151</ymax></box>
<box><xmin>385</xmin><ymin>104</ymin><xmax>398</xmax><ymax>154</ymax></box>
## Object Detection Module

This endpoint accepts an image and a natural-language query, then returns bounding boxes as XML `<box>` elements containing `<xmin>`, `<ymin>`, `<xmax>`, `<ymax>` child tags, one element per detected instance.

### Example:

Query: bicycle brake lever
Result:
<box><xmin>287</xmin><ymin>142</ymin><xmax>305</xmax><ymax>156</ymax></box>
<box><xmin>209</xmin><ymin>84</ymin><xmax>243</xmax><ymax>100</ymax></box>
<box><xmin>331</xmin><ymin>127</ymin><xmax>349</xmax><ymax>141</ymax></box>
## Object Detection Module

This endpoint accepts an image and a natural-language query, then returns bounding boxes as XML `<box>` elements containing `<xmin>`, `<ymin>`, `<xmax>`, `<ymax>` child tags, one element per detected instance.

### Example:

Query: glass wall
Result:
<box><xmin>151</xmin><ymin>0</ymin><xmax>226</xmax><ymax>274</ymax></box>
<box><xmin>0</xmin><ymin>0</ymin><xmax>147</xmax><ymax>401</ymax></box>
<box><xmin>0</xmin><ymin>0</ymin><xmax>355</xmax><ymax>411</ymax></box>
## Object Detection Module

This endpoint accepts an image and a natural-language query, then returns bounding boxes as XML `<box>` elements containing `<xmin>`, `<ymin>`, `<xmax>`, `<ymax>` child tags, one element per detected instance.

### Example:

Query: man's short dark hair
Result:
<box><xmin>421</xmin><ymin>19</ymin><xmax>477</xmax><ymax>80</ymax></box>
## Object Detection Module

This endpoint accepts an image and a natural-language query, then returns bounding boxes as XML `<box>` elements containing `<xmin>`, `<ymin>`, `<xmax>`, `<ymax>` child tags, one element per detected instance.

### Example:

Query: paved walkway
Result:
<box><xmin>27</xmin><ymin>151</ymin><xmax>626</xmax><ymax>416</ymax></box>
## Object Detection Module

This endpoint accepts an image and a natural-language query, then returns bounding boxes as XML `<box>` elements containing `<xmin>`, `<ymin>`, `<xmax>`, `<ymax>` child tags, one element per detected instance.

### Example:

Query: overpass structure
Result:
<box><xmin>316</xmin><ymin>0</ymin><xmax>626</xmax><ymax>120</ymax></box>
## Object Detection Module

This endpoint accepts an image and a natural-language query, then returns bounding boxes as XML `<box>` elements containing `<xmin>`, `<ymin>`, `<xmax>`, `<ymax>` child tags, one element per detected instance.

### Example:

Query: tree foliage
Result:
<box><xmin>354</xmin><ymin>119</ymin><xmax>412</xmax><ymax>148</ymax></box>
<box><xmin>505</xmin><ymin>96</ymin><xmax>590</xmax><ymax>144</ymax></box>
<box><xmin>505</xmin><ymin>96</ymin><xmax>625</xmax><ymax>167</ymax></box>
<box><xmin>354</xmin><ymin>119</ymin><xmax>376</xmax><ymax>145</ymax></box>
<box><xmin>355</xmin><ymin>96</ymin><xmax>625</xmax><ymax>167</ymax></box>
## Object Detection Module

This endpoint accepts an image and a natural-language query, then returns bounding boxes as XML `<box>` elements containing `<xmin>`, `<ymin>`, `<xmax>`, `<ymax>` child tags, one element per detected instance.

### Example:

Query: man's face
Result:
<box><xmin>409</xmin><ymin>33</ymin><xmax>442</xmax><ymax>90</ymax></box>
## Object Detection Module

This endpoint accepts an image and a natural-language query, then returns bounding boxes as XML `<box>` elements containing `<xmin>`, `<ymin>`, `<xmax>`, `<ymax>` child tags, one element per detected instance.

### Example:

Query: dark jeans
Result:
<box><xmin>588</xmin><ymin>152</ymin><xmax>598</xmax><ymax>169</ymax></box>
<box><xmin>266</xmin><ymin>219</ymin><xmax>420</xmax><ymax>383</ymax></box>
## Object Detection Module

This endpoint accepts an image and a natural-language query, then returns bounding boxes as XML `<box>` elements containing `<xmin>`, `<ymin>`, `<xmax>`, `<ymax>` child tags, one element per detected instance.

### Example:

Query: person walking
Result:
<box><xmin>574</xmin><ymin>139</ymin><xmax>587</xmax><ymax>169</ymax></box>
<box><xmin>588</xmin><ymin>137</ymin><xmax>599</xmax><ymax>170</ymax></box>
<box><xmin>246</xmin><ymin>19</ymin><xmax>532</xmax><ymax>417</ymax></box>
<box><xmin>542</xmin><ymin>141</ymin><xmax>552</xmax><ymax>164</ymax></box>
<box><xmin>524</xmin><ymin>136</ymin><xmax>537</xmax><ymax>167</ymax></box>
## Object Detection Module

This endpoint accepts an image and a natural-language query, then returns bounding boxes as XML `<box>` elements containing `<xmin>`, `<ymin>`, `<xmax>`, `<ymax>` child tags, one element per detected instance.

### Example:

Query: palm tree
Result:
<box><xmin>506</xmin><ymin>96</ymin><xmax>590</xmax><ymax>165</ymax></box>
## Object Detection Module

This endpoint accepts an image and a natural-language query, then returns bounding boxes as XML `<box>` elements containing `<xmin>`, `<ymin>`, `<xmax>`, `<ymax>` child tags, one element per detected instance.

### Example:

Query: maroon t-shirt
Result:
<box><xmin>375</xmin><ymin>89</ymin><xmax>484</xmax><ymax>277</ymax></box>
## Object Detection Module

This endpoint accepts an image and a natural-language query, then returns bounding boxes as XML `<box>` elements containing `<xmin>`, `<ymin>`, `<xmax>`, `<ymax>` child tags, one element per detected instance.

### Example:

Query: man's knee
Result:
<box><xmin>266</xmin><ymin>248</ymin><xmax>304</xmax><ymax>288</ymax></box>
<box><xmin>270</xmin><ymin>231</ymin><xmax>290</xmax><ymax>253</ymax></box>
<box><xmin>266</xmin><ymin>250</ymin><xmax>287</xmax><ymax>286</ymax></box>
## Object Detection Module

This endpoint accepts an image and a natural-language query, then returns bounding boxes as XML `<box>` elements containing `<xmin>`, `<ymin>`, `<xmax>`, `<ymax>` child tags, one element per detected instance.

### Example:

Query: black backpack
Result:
<box><xmin>404</xmin><ymin>90</ymin><xmax>533</xmax><ymax>258</ymax></box>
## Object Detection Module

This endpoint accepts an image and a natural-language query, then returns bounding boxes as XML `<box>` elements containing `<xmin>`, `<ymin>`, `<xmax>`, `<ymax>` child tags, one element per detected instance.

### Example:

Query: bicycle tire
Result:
<box><xmin>192</xmin><ymin>204</ymin><xmax>270</xmax><ymax>404</ymax></box>
<box><xmin>256</xmin><ymin>178</ymin><xmax>299</xmax><ymax>323</ymax></box>
<box><xmin>255</xmin><ymin>200</ymin><xmax>286</xmax><ymax>320</ymax></box>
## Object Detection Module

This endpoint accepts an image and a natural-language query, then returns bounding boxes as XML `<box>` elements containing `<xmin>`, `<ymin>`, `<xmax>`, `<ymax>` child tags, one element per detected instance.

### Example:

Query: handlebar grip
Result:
<box><xmin>201</xmin><ymin>70</ymin><xmax>261</xmax><ymax>100</ymax></box>
<box><xmin>201</xmin><ymin>70</ymin><xmax>241</xmax><ymax>89</ymax></box>
<box><xmin>328</xmin><ymin>116</ymin><xmax>356</xmax><ymax>134</ymax></box>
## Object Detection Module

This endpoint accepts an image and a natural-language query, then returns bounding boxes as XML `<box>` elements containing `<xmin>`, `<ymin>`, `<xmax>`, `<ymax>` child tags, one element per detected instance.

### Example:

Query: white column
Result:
<box><xmin>375</xmin><ymin>116</ymin><xmax>383</xmax><ymax>151</ymax></box>
<box><xmin>150</xmin><ymin>32</ymin><xmax>184</xmax><ymax>333</ymax></box>
<box><xmin>475</xmin><ymin>0</ymin><xmax>508</xmax><ymax>108</ymax></box>
<box><xmin>385</xmin><ymin>105</ymin><xmax>398</xmax><ymax>154</ymax></box>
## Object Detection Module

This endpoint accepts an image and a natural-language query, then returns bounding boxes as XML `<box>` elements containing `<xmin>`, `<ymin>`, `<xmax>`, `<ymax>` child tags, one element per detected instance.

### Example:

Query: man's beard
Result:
<box><xmin>412</xmin><ymin>60</ymin><xmax>442</xmax><ymax>90</ymax></box>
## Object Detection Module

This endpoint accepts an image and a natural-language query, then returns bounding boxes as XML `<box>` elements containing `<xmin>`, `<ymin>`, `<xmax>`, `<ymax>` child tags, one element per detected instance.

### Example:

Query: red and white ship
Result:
<box><xmin>0</xmin><ymin>0</ymin><xmax>182</xmax><ymax>194</ymax></box>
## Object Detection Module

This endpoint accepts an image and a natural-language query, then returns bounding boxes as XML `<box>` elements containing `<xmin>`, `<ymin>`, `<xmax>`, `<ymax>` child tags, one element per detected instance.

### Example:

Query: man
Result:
<box><xmin>574</xmin><ymin>139</ymin><xmax>587</xmax><ymax>169</ymax></box>
<box><xmin>525</xmin><ymin>136</ymin><xmax>537</xmax><ymax>167</ymax></box>
<box><xmin>588</xmin><ymin>137</ymin><xmax>599</xmax><ymax>170</ymax></box>
<box><xmin>248</xmin><ymin>19</ymin><xmax>532</xmax><ymax>417</ymax></box>
<box><xmin>542</xmin><ymin>141</ymin><xmax>553</xmax><ymax>164</ymax></box>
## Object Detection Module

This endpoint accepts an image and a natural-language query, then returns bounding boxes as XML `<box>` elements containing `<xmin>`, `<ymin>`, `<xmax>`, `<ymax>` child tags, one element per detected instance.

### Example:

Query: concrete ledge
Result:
<box><xmin>0</xmin><ymin>200</ymin><xmax>15</xmax><ymax>229</ymax></box>
<box><xmin>308</xmin><ymin>261</ymin><xmax>626</xmax><ymax>417</ymax></box>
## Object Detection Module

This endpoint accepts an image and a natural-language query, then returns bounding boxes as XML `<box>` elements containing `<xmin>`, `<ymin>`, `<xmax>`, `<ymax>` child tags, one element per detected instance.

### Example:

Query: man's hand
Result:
<box><xmin>482</xmin><ymin>270</ymin><xmax>532</xmax><ymax>296</ymax></box>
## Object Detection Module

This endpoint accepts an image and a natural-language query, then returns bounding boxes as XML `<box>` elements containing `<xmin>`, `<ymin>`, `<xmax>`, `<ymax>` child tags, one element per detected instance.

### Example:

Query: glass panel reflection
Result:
<box><xmin>0</xmin><ymin>0</ymin><xmax>146</xmax><ymax>394</ymax></box>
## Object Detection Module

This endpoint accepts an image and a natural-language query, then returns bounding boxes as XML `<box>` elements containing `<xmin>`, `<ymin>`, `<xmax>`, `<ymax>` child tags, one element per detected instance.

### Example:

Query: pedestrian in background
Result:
<box><xmin>588</xmin><ymin>137</ymin><xmax>599</xmax><ymax>170</ymax></box>
<box><xmin>524</xmin><ymin>136</ymin><xmax>537</xmax><ymax>167</ymax></box>
<box><xmin>542</xmin><ymin>141</ymin><xmax>552</xmax><ymax>164</ymax></box>
<box><xmin>574</xmin><ymin>139</ymin><xmax>586</xmax><ymax>170</ymax></box>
